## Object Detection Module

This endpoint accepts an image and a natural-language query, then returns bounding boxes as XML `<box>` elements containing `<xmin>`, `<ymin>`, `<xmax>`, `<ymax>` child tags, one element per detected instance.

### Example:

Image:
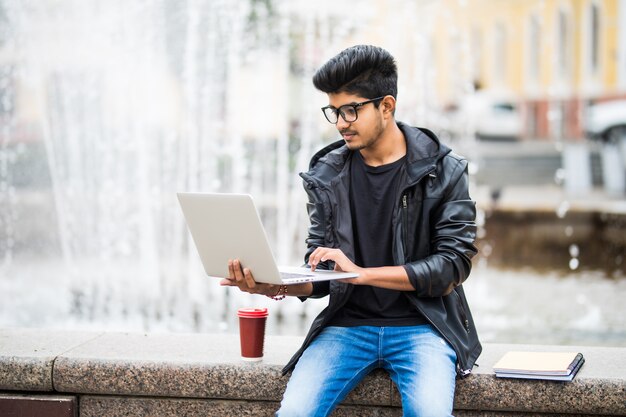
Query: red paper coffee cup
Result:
<box><xmin>237</xmin><ymin>308</ymin><xmax>268</xmax><ymax>361</ymax></box>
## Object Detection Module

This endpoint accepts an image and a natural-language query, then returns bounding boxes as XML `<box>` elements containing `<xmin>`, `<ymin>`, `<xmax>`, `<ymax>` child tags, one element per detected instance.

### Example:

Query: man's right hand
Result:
<box><xmin>219</xmin><ymin>259</ymin><xmax>278</xmax><ymax>296</ymax></box>
<box><xmin>219</xmin><ymin>259</ymin><xmax>314</xmax><ymax>297</ymax></box>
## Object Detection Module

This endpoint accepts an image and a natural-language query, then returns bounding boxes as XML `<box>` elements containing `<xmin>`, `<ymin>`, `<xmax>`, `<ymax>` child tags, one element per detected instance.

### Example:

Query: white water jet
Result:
<box><xmin>0</xmin><ymin>0</ymin><xmax>381</xmax><ymax>333</ymax></box>
<box><xmin>2</xmin><ymin>1</ymin><xmax>621</xmax><ymax>347</ymax></box>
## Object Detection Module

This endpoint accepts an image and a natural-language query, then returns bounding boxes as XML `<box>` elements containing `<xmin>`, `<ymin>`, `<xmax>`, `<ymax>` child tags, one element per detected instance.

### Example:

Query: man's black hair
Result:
<box><xmin>312</xmin><ymin>45</ymin><xmax>398</xmax><ymax>100</ymax></box>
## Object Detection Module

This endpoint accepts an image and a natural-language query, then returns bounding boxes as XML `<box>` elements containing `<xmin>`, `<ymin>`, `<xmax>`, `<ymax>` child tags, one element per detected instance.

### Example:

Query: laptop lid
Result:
<box><xmin>177</xmin><ymin>192</ymin><xmax>284</xmax><ymax>284</ymax></box>
<box><xmin>177</xmin><ymin>192</ymin><xmax>359</xmax><ymax>285</ymax></box>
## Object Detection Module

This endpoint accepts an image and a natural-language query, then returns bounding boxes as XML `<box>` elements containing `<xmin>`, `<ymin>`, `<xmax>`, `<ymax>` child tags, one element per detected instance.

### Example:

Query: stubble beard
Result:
<box><xmin>345</xmin><ymin>120</ymin><xmax>385</xmax><ymax>152</ymax></box>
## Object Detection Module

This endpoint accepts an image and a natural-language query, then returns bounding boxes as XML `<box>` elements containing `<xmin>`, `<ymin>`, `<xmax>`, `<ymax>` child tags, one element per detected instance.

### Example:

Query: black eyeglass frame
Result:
<box><xmin>320</xmin><ymin>96</ymin><xmax>386</xmax><ymax>124</ymax></box>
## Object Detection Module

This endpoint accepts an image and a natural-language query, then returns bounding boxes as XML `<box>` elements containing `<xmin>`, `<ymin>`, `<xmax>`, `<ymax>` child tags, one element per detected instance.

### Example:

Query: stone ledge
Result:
<box><xmin>0</xmin><ymin>329</ymin><xmax>102</xmax><ymax>391</ymax></box>
<box><xmin>1</xmin><ymin>328</ymin><xmax>625</xmax><ymax>415</ymax></box>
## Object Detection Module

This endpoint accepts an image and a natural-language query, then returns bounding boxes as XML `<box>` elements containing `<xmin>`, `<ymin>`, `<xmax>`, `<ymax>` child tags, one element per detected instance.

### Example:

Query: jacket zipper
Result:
<box><xmin>401</xmin><ymin>194</ymin><xmax>408</xmax><ymax>262</ymax></box>
<box><xmin>452</xmin><ymin>289</ymin><xmax>471</xmax><ymax>333</ymax></box>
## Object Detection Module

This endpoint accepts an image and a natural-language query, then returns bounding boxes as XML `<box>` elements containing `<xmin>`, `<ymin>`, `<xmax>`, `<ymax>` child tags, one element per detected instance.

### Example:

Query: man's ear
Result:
<box><xmin>381</xmin><ymin>95</ymin><xmax>396</xmax><ymax>118</ymax></box>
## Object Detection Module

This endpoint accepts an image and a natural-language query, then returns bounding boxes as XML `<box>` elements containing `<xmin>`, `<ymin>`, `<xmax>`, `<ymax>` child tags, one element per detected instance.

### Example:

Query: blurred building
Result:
<box><xmin>429</xmin><ymin>0</ymin><xmax>626</xmax><ymax>141</ymax></box>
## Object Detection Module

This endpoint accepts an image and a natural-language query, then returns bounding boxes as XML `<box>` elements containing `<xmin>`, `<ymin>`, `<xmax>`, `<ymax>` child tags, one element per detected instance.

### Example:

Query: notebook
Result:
<box><xmin>177</xmin><ymin>192</ymin><xmax>359</xmax><ymax>285</ymax></box>
<box><xmin>493</xmin><ymin>351</ymin><xmax>585</xmax><ymax>381</ymax></box>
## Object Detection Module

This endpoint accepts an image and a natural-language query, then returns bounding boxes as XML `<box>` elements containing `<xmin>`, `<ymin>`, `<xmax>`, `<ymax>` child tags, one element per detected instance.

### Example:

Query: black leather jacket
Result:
<box><xmin>282</xmin><ymin>122</ymin><xmax>481</xmax><ymax>377</ymax></box>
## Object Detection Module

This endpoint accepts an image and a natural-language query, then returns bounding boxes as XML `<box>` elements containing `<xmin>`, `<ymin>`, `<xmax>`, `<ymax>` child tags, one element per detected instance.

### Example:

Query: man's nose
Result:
<box><xmin>336</xmin><ymin>115</ymin><xmax>350</xmax><ymax>130</ymax></box>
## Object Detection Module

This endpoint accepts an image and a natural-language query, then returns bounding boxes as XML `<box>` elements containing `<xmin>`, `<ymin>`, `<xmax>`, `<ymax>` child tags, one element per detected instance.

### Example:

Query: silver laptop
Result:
<box><xmin>177</xmin><ymin>192</ymin><xmax>359</xmax><ymax>285</ymax></box>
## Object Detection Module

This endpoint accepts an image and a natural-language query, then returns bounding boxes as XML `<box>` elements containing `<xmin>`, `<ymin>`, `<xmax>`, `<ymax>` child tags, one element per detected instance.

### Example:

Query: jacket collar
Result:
<box><xmin>302</xmin><ymin>121</ymin><xmax>451</xmax><ymax>186</ymax></box>
<box><xmin>398</xmin><ymin>121</ymin><xmax>451</xmax><ymax>183</ymax></box>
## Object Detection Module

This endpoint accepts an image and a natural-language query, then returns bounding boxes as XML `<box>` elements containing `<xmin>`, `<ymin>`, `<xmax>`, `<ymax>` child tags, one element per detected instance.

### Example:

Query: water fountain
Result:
<box><xmin>0</xmin><ymin>0</ymin><xmax>624</xmax><ymax>346</ymax></box>
<box><xmin>0</xmin><ymin>0</ymin><xmax>380</xmax><ymax>334</ymax></box>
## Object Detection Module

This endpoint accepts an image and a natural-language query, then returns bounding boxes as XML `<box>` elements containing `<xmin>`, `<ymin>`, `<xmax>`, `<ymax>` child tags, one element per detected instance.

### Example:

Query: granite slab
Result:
<box><xmin>0</xmin><ymin>328</ymin><xmax>102</xmax><ymax>391</ymax></box>
<box><xmin>80</xmin><ymin>395</ymin><xmax>402</xmax><ymax>417</ymax></box>
<box><xmin>53</xmin><ymin>331</ymin><xmax>392</xmax><ymax>406</ymax></box>
<box><xmin>80</xmin><ymin>396</ymin><xmax>280</xmax><ymax>417</ymax></box>
<box><xmin>454</xmin><ymin>412</ymin><xmax>617</xmax><ymax>417</ymax></box>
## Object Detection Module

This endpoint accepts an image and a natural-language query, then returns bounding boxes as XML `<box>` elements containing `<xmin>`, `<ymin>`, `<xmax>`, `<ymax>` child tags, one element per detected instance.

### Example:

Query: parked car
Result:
<box><xmin>440</xmin><ymin>92</ymin><xmax>523</xmax><ymax>141</ymax></box>
<box><xmin>585</xmin><ymin>99</ymin><xmax>626</xmax><ymax>143</ymax></box>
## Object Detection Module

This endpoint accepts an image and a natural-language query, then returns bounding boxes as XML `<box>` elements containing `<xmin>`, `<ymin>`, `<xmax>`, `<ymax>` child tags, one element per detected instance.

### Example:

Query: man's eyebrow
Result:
<box><xmin>331</xmin><ymin>101</ymin><xmax>359</xmax><ymax>107</ymax></box>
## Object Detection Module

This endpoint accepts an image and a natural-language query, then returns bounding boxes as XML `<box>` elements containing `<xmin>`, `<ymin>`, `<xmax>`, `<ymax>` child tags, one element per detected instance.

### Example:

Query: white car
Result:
<box><xmin>585</xmin><ymin>99</ymin><xmax>626</xmax><ymax>142</ymax></box>
<box><xmin>440</xmin><ymin>92</ymin><xmax>523</xmax><ymax>141</ymax></box>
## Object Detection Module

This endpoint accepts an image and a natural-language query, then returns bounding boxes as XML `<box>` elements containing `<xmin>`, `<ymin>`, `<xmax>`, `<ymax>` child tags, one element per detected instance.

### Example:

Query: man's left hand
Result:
<box><xmin>308</xmin><ymin>247</ymin><xmax>364</xmax><ymax>284</ymax></box>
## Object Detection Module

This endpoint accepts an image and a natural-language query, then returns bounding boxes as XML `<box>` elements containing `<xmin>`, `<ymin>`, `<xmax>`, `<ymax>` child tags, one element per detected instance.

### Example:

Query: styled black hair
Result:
<box><xmin>312</xmin><ymin>45</ymin><xmax>398</xmax><ymax>100</ymax></box>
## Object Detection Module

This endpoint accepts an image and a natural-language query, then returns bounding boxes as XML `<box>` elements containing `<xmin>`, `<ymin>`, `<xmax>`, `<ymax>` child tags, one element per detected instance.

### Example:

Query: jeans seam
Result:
<box><xmin>378</xmin><ymin>327</ymin><xmax>384</xmax><ymax>367</ymax></box>
<box><xmin>322</xmin><ymin>363</ymin><xmax>376</xmax><ymax>417</ymax></box>
<box><xmin>385</xmin><ymin>359</ymin><xmax>403</xmax><ymax>406</ymax></box>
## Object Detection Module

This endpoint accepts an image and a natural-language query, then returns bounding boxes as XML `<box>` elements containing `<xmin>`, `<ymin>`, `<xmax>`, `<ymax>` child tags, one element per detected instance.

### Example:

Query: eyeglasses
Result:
<box><xmin>321</xmin><ymin>96</ymin><xmax>385</xmax><ymax>124</ymax></box>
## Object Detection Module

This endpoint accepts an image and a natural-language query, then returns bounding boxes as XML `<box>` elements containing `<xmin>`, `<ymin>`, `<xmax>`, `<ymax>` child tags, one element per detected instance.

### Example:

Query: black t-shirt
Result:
<box><xmin>330</xmin><ymin>151</ymin><xmax>427</xmax><ymax>327</ymax></box>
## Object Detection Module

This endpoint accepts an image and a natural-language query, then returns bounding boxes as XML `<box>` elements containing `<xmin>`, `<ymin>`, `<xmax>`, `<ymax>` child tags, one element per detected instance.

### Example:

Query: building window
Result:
<box><xmin>471</xmin><ymin>27</ymin><xmax>482</xmax><ymax>88</ymax></box>
<box><xmin>557</xmin><ymin>9</ymin><xmax>571</xmax><ymax>78</ymax></box>
<box><xmin>528</xmin><ymin>14</ymin><xmax>541</xmax><ymax>83</ymax></box>
<box><xmin>589</xmin><ymin>2</ymin><xmax>600</xmax><ymax>75</ymax></box>
<box><xmin>494</xmin><ymin>23</ymin><xmax>507</xmax><ymax>83</ymax></box>
<box><xmin>620</xmin><ymin>0</ymin><xmax>626</xmax><ymax>87</ymax></box>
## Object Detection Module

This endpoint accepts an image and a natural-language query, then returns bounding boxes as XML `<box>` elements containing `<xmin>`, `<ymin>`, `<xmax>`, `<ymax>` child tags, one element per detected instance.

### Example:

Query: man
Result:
<box><xmin>221</xmin><ymin>44</ymin><xmax>481</xmax><ymax>417</ymax></box>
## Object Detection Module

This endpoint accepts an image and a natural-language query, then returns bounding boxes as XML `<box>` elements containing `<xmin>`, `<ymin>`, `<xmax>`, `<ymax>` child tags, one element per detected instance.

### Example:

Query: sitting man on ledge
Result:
<box><xmin>220</xmin><ymin>44</ymin><xmax>481</xmax><ymax>417</ymax></box>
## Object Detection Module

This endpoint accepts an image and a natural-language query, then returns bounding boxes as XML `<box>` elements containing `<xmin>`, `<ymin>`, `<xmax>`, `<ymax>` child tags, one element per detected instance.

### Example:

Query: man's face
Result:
<box><xmin>326</xmin><ymin>92</ymin><xmax>385</xmax><ymax>151</ymax></box>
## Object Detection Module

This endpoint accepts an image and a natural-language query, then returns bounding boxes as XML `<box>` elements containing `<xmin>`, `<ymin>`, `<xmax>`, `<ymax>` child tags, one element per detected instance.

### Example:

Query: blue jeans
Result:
<box><xmin>276</xmin><ymin>325</ymin><xmax>457</xmax><ymax>417</ymax></box>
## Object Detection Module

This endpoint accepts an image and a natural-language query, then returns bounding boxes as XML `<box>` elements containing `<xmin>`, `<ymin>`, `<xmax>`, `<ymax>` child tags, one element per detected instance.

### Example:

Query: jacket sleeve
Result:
<box><xmin>403</xmin><ymin>159</ymin><xmax>478</xmax><ymax>297</ymax></box>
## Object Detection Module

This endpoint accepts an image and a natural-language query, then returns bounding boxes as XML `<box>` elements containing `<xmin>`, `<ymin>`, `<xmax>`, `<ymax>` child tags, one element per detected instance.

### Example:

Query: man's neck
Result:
<box><xmin>359</xmin><ymin>122</ymin><xmax>406</xmax><ymax>167</ymax></box>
